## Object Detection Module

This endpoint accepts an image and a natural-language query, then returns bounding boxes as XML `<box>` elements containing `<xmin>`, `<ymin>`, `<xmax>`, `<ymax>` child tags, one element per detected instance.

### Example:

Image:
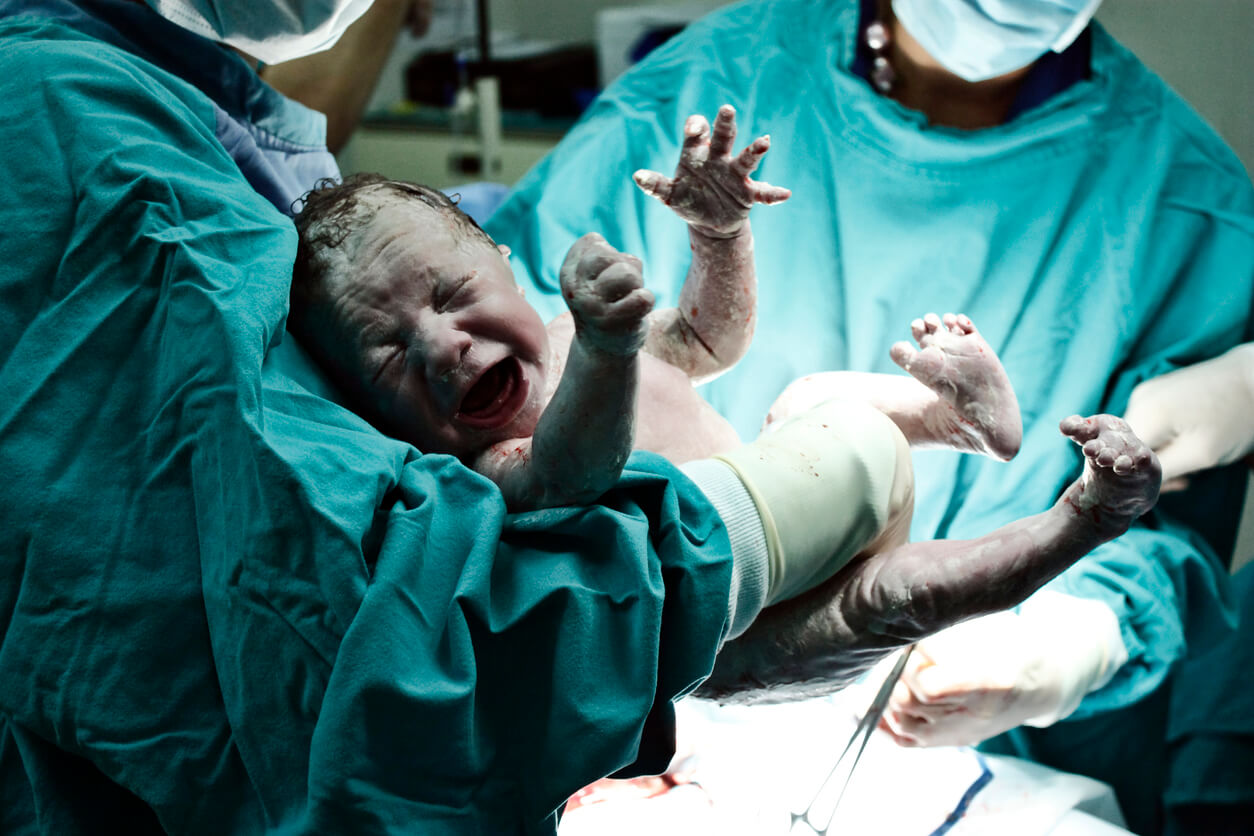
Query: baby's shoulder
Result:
<box><xmin>544</xmin><ymin>312</ymin><xmax>576</xmax><ymax>379</ymax></box>
<box><xmin>546</xmin><ymin>311</ymin><xmax>576</xmax><ymax>345</ymax></box>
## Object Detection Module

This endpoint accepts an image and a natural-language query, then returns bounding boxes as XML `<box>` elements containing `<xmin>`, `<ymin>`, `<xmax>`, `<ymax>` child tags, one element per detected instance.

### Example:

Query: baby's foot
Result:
<box><xmin>890</xmin><ymin>312</ymin><xmax>1022</xmax><ymax>461</ymax></box>
<box><xmin>1058</xmin><ymin>414</ymin><xmax>1161</xmax><ymax>537</ymax></box>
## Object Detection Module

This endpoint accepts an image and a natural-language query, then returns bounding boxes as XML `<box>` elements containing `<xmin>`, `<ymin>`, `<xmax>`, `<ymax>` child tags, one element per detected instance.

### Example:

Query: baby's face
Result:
<box><xmin>331</xmin><ymin>199</ymin><xmax>550</xmax><ymax>459</ymax></box>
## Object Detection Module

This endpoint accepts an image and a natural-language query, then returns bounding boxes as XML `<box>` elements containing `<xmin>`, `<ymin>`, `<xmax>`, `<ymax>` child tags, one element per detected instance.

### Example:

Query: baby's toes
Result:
<box><xmin>1083</xmin><ymin>438</ymin><xmax>1113</xmax><ymax>463</ymax></box>
<box><xmin>1092</xmin><ymin>414</ymin><xmax>1132</xmax><ymax>435</ymax></box>
<box><xmin>1111</xmin><ymin>435</ymin><xmax>1156</xmax><ymax>475</ymax></box>
<box><xmin>1060</xmin><ymin>414</ymin><xmax>1100</xmax><ymax>443</ymax></box>
<box><xmin>889</xmin><ymin>340</ymin><xmax>918</xmax><ymax>370</ymax></box>
<box><xmin>1085</xmin><ymin>416</ymin><xmax>1143</xmax><ymax>469</ymax></box>
<box><xmin>910</xmin><ymin>317</ymin><xmax>928</xmax><ymax>343</ymax></box>
<box><xmin>902</xmin><ymin>345</ymin><xmax>946</xmax><ymax>383</ymax></box>
<box><xmin>1085</xmin><ymin>440</ymin><xmax>1118</xmax><ymax>468</ymax></box>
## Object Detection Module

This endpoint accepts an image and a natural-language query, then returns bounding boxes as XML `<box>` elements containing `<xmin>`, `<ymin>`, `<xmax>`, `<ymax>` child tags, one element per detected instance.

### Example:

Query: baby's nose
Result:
<box><xmin>425</xmin><ymin>328</ymin><xmax>472</xmax><ymax>384</ymax></box>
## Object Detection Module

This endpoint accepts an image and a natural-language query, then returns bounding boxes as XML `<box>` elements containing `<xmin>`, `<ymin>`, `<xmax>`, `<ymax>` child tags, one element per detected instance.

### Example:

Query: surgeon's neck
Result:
<box><xmin>229</xmin><ymin>46</ymin><xmax>264</xmax><ymax>72</ymax></box>
<box><xmin>878</xmin><ymin>0</ymin><xmax>1034</xmax><ymax>130</ymax></box>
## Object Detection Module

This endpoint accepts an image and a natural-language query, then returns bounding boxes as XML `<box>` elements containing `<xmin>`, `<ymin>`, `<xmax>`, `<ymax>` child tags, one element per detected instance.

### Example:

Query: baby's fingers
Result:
<box><xmin>633</xmin><ymin>169</ymin><xmax>673</xmax><ymax>204</ymax></box>
<box><xmin>708</xmin><ymin>105</ymin><xmax>738</xmax><ymax>158</ymax></box>
<box><xmin>679</xmin><ymin>114</ymin><xmax>711</xmax><ymax>167</ymax></box>
<box><xmin>604</xmin><ymin>286</ymin><xmax>655</xmax><ymax>322</ymax></box>
<box><xmin>592</xmin><ymin>261</ymin><xmax>646</xmax><ymax>301</ymax></box>
<box><xmin>580</xmin><ymin>286</ymin><xmax>655</xmax><ymax>355</ymax></box>
<box><xmin>749</xmin><ymin>180</ymin><xmax>791</xmax><ymax>205</ymax></box>
<box><xmin>733</xmin><ymin>135</ymin><xmax>771</xmax><ymax>176</ymax></box>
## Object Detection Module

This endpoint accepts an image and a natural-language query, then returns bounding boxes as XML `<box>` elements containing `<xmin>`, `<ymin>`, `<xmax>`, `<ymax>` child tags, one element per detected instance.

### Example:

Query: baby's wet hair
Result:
<box><xmin>291</xmin><ymin>172</ymin><xmax>495</xmax><ymax>255</ymax></box>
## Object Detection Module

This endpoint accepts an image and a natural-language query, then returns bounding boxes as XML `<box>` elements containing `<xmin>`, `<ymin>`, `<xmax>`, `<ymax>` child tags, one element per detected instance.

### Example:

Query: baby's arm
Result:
<box><xmin>637</xmin><ymin>105</ymin><xmax>790</xmax><ymax>384</ymax></box>
<box><xmin>475</xmin><ymin>234</ymin><xmax>653</xmax><ymax>510</ymax></box>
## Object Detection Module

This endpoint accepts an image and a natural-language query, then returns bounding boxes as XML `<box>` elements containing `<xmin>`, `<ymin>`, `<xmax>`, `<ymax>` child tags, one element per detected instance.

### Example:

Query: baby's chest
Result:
<box><xmin>633</xmin><ymin>354</ymin><xmax>741</xmax><ymax>463</ymax></box>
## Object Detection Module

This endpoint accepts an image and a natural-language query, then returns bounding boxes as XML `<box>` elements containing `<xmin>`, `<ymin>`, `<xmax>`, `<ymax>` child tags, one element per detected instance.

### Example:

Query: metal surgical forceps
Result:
<box><xmin>790</xmin><ymin>646</ymin><xmax>914</xmax><ymax>835</ymax></box>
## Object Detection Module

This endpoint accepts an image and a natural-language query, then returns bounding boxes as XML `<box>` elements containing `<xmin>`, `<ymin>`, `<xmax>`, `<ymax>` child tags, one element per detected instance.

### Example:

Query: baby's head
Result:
<box><xmin>289</xmin><ymin>174</ymin><xmax>551</xmax><ymax>459</ymax></box>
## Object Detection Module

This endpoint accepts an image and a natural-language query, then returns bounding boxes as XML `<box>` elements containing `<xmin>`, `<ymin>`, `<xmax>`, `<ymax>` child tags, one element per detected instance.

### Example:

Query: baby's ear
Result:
<box><xmin>497</xmin><ymin>244</ymin><xmax>523</xmax><ymax>295</ymax></box>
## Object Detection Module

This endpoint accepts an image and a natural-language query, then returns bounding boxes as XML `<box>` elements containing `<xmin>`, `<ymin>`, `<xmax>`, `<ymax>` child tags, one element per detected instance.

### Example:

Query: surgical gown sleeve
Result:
<box><xmin>0</xmin><ymin>22</ymin><xmax>734</xmax><ymax>836</ymax></box>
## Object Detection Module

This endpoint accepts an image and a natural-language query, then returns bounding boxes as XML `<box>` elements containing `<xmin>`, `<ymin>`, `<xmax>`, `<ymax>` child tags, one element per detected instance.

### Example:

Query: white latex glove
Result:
<box><xmin>1124</xmin><ymin>343</ymin><xmax>1254</xmax><ymax>491</ymax></box>
<box><xmin>881</xmin><ymin>592</ymin><xmax>1128</xmax><ymax>748</ymax></box>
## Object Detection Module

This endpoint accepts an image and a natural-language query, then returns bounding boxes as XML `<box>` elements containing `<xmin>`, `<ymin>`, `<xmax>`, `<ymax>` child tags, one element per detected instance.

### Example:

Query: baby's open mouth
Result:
<box><xmin>455</xmin><ymin>357</ymin><xmax>528</xmax><ymax>429</ymax></box>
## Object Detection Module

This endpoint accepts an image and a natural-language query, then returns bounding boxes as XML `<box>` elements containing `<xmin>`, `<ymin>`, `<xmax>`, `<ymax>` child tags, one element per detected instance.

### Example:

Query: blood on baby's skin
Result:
<box><xmin>489</xmin><ymin>444</ymin><xmax>530</xmax><ymax>464</ymax></box>
<box><xmin>1061</xmin><ymin>494</ymin><xmax>1104</xmax><ymax>526</ymax></box>
<box><xmin>691</xmin><ymin>306</ymin><xmax>699</xmax><ymax>318</ymax></box>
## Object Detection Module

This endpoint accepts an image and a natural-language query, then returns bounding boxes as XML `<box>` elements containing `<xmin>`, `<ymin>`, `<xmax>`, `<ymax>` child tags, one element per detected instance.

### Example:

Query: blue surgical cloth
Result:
<box><xmin>1163</xmin><ymin>561</ymin><xmax>1254</xmax><ymax>830</ymax></box>
<box><xmin>0</xmin><ymin>3</ymin><xmax>738</xmax><ymax>833</ymax></box>
<box><xmin>12</xmin><ymin>0</ymin><xmax>339</xmax><ymax>216</ymax></box>
<box><xmin>487</xmin><ymin>0</ymin><xmax>1254</xmax><ymax>817</ymax></box>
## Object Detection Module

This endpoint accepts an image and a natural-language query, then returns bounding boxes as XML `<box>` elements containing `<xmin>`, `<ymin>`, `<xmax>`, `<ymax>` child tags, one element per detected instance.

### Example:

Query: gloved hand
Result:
<box><xmin>1124</xmin><ymin>343</ymin><xmax>1254</xmax><ymax>490</ymax></box>
<box><xmin>881</xmin><ymin>591</ymin><xmax>1128</xmax><ymax>748</ymax></box>
<box><xmin>713</xmin><ymin>398</ymin><xmax>913</xmax><ymax>606</ymax></box>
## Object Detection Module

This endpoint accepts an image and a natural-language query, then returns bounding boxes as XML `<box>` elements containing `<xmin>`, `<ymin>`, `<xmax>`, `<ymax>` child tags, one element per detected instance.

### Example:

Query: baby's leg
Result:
<box><xmin>765</xmin><ymin>313</ymin><xmax>1021</xmax><ymax>460</ymax></box>
<box><xmin>849</xmin><ymin>415</ymin><xmax>1160</xmax><ymax>625</ymax></box>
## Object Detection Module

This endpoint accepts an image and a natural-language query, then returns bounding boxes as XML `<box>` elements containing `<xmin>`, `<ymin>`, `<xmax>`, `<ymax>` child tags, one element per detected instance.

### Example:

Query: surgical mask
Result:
<box><xmin>891</xmin><ymin>0</ymin><xmax>1103</xmax><ymax>82</ymax></box>
<box><xmin>144</xmin><ymin>0</ymin><xmax>374</xmax><ymax>65</ymax></box>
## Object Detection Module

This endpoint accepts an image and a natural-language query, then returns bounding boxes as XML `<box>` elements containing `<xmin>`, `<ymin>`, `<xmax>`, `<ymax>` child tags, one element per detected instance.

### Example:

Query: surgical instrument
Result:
<box><xmin>790</xmin><ymin>645</ymin><xmax>914</xmax><ymax>835</ymax></box>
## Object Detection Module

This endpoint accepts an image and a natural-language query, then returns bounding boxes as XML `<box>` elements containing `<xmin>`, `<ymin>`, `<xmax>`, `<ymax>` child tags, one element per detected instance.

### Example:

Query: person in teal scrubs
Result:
<box><xmin>1124</xmin><ymin>343</ymin><xmax>1254</xmax><ymax>834</ymax></box>
<box><xmin>487</xmin><ymin>0</ymin><xmax>1254</xmax><ymax>832</ymax></box>
<box><xmin>0</xmin><ymin>1</ymin><xmax>758</xmax><ymax>832</ymax></box>
<box><xmin>0</xmin><ymin>1</ymin><xmax>1163</xmax><ymax>833</ymax></box>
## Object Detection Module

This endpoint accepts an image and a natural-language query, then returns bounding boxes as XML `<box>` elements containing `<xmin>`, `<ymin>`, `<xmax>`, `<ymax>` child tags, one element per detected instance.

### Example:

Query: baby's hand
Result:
<box><xmin>560</xmin><ymin>233</ymin><xmax>655</xmax><ymax>356</ymax></box>
<box><xmin>633</xmin><ymin>104</ymin><xmax>791</xmax><ymax>238</ymax></box>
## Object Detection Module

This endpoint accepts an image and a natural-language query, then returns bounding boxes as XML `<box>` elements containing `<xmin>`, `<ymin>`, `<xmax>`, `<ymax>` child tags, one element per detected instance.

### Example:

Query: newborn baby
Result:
<box><xmin>290</xmin><ymin>106</ymin><xmax>797</xmax><ymax>508</ymax></box>
<box><xmin>286</xmin><ymin>107</ymin><xmax>1154</xmax><ymax>579</ymax></box>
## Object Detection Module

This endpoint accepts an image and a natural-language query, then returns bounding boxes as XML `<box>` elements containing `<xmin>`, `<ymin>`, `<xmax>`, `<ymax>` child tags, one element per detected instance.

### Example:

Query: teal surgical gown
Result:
<box><xmin>0</xmin><ymin>6</ymin><xmax>737</xmax><ymax>834</ymax></box>
<box><xmin>486</xmin><ymin>0</ymin><xmax>1254</xmax><ymax>827</ymax></box>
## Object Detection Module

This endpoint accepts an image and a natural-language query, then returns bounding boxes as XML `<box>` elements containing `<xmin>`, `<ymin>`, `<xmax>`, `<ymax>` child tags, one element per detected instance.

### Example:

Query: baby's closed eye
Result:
<box><xmin>371</xmin><ymin>343</ymin><xmax>406</xmax><ymax>384</ymax></box>
<box><xmin>435</xmin><ymin>274</ymin><xmax>475</xmax><ymax>312</ymax></box>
